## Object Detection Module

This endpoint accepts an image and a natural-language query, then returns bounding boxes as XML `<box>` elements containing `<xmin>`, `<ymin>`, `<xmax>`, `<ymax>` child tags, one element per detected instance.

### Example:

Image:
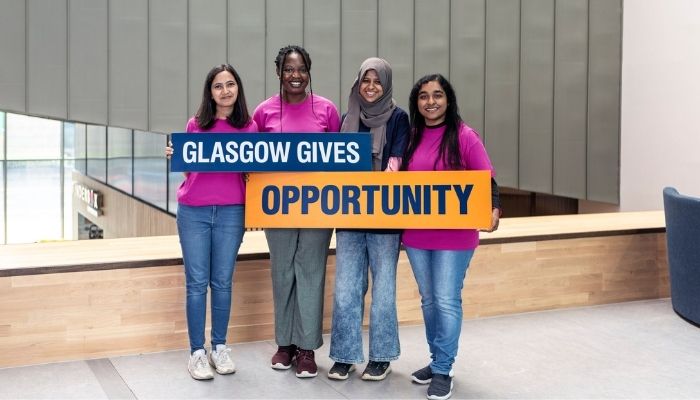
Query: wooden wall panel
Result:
<box><xmin>228</xmin><ymin>0</ymin><xmax>266</xmax><ymax>109</ymax></box>
<box><xmin>450</xmin><ymin>0</ymin><xmax>486</xmax><ymax>135</ymax></box>
<box><xmin>303</xmin><ymin>0</ymin><xmax>342</xmax><ymax>108</ymax></box>
<box><xmin>0</xmin><ymin>0</ymin><xmax>25</xmax><ymax>113</ymax></box>
<box><xmin>0</xmin><ymin>231</ymin><xmax>669</xmax><ymax>368</ymax></box>
<box><xmin>378</xmin><ymin>0</ymin><xmax>414</xmax><ymax>111</ymax></box>
<box><xmin>27</xmin><ymin>0</ymin><xmax>67</xmax><ymax>119</ymax></box>
<box><xmin>265</xmin><ymin>0</ymin><xmax>304</xmax><ymax>98</ymax></box>
<box><xmin>187</xmin><ymin>0</ymin><xmax>228</xmax><ymax>117</ymax></box>
<box><xmin>519</xmin><ymin>0</ymin><xmax>554</xmax><ymax>193</ymax></box>
<box><xmin>484</xmin><ymin>0</ymin><xmax>520</xmax><ymax>187</ymax></box>
<box><xmin>69</xmin><ymin>0</ymin><xmax>108</xmax><ymax>125</ymax></box>
<box><xmin>414</xmin><ymin>0</ymin><xmax>450</xmax><ymax>78</ymax></box>
<box><xmin>149</xmin><ymin>0</ymin><xmax>188</xmax><ymax>134</ymax></box>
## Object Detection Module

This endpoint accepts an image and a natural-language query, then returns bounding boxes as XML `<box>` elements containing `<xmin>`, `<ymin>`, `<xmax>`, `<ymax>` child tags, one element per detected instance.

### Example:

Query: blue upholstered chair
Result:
<box><xmin>663</xmin><ymin>187</ymin><xmax>700</xmax><ymax>326</ymax></box>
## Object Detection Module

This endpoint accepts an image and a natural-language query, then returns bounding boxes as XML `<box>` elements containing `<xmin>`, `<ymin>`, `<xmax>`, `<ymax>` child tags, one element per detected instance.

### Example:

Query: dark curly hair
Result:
<box><xmin>274</xmin><ymin>45</ymin><xmax>316</xmax><ymax>129</ymax></box>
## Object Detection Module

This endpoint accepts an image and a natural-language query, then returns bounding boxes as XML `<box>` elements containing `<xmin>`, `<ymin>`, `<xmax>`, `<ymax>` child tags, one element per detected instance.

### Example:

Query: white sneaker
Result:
<box><xmin>188</xmin><ymin>349</ymin><xmax>214</xmax><ymax>380</ymax></box>
<box><xmin>209</xmin><ymin>344</ymin><xmax>236</xmax><ymax>374</ymax></box>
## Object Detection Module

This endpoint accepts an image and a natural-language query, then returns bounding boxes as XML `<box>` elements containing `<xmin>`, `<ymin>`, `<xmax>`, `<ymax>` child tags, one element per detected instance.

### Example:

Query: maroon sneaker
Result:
<box><xmin>271</xmin><ymin>345</ymin><xmax>297</xmax><ymax>370</ymax></box>
<box><xmin>295</xmin><ymin>349</ymin><xmax>318</xmax><ymax>378</ymax></box>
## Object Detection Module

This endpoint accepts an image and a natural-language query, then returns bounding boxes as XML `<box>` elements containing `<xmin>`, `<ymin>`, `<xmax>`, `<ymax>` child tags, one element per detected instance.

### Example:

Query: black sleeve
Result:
<box><xmin>491</xmin><ymin>177</ymin><xmax>501</xmax><ymax>210</ymax></box>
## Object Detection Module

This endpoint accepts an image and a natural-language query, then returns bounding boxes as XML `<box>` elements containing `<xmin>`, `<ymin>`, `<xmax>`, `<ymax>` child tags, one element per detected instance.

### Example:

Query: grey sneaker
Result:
<box><xmin>327</xmin><ymin>362</ymin><xmax>355</xmax><ymax>380</ymax></box>
<box><xmin>209</xmin><ymin>344</ymin><xmax>236</xmax><ymax>374</ymax></box>
<box><xmin>188</xmin><ymin>349</ymin><xmax>214</xmax><ymax>380</ymax></box>
<box><xmin>412</xmin><ymin>365</ymin><xmax>455</xmax><ymax>384</ymax></box>
<box><xmin>427</xmin><ymin>373</ymin><xmax>453</xmax><ymax>400</ymax></box>
<box><xmin>361</xmin><ymin>361</ymin><xmax>391</xmax><ymax>381</ymax></box>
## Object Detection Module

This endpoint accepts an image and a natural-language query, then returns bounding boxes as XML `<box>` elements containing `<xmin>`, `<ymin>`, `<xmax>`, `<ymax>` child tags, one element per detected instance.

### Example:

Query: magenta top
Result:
<box><xmin>402</xmin><ymin>121</ymin><xmax>496</xmax><ymax>250</ymax></box>
<box><xmin>253</xmin><ymin>93</ymin><xmax>340</xmax><ymax>133</ymax></box>
<box><xmin>176</xmin><ymin>117</ymin><xmax>259</xmax><ymax>206</ymax></box>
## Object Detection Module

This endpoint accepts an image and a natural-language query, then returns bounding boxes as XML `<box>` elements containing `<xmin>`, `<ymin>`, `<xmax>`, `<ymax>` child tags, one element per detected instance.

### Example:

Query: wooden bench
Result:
<box><xmin>0</xmin><ymin>211</ymin><xmax>668</xmax><ymax>367</ymax></box>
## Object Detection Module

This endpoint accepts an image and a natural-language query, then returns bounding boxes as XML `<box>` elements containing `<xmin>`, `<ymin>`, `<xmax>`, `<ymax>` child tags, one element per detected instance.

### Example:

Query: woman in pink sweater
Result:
<box><xmin>401</xmin><ymin>74</ymin><xmax>501</xmax><ymax>400</ymax></box>
<box><xmin>253</xmin><ymin>45</ymin><xmax>340</xmax><ymax>379</ymax></box>
<box><xmin>172</xmin><ymin>64</ymin><xmax>258</xmax><ymax>381</ymax></box>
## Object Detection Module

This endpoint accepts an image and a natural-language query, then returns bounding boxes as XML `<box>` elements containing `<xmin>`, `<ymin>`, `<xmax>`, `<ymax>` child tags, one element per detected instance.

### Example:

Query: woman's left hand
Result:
<box><xmin>479</xmin><ymin>208</ymin><xmax>501</xmax><ymax>233</ymax></box>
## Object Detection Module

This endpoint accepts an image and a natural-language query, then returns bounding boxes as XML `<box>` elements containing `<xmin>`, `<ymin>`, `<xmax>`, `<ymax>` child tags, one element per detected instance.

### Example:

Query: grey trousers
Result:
<box><xmin>265</xmin><ymin>228</ymin><xmax>333</xmax><ymax>350</ymax></box>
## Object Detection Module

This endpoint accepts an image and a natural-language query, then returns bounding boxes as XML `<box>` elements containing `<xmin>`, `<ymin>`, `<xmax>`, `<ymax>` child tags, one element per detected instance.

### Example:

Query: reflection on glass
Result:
<box><xmin>6</xmin><ymin>160</ymin><xmax>62</xmax><ymax>244</ymax></box>
<box><xmin>1</xmin><ymin>111</ymin><xmax>5</xmax><ymax>159</ymax></box>
<box><xmin>87</xmin><ymin>125</ymin><xmax>107</xmax><ymax>182</ymax></box>
<box><xmin>6</xmin><ymin>113</ymin><xmax>61</xmax><ymax>160</ymax></box>
<box><xmin>134</xmin><ymin>130</ymin><xmax>167</xmax><ymax>209</ymax></box>
<box><xmin>108</xmin><ymin>127</ymin><xmax>133</xmax><ymax>194</ymax></box>
<box><xmin>0</xmin><ymin>162</ymin><xmax>4</xmax><ymax>244</ymax></box>
<box><xmin>168</xmin><ymin>170</ymin><xmax>184</xmax><ymax>214</ymax></box>
<box><xmin>65</xmin><ymin>122</ymin><xmax>87</xmax><ymax>174</ymax></box>
<box><xmin>63</xmin><ymin>160</ymin><xmax>74</xmax><ymax>240</ymax></box>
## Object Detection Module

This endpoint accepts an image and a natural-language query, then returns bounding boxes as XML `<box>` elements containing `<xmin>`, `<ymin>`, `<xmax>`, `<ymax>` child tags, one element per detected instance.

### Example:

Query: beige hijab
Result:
<box><xmin>340</xmin><ymin>57</ymin><xmax>396</xmax><ymax>171</ymax></box>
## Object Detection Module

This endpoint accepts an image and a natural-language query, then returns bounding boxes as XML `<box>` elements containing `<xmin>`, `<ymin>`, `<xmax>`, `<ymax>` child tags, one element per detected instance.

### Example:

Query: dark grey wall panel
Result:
<box><xmin>378</xmin><ymin>0</ymin><xmax>414</xmax><ymax>111</ymax></box>
<box><xmin>27</xmin><ymin>0</ymin><xmax>67</xmax><ymax>119</ymax></box>
<box><xmin>304</xmin><ymin>0</ymin><xmax>341</xmax><ymax>108</ymax></box>
<box><xmin>553</xmin><ymin>0</ymin><xmax>588</xmax><ymax>199</ymax></box>
<box><xmin>229</xmin><ymin>0</ymin><xmax>266</xmax><ymax>109</ymax></box>
<box><xmin>587</xmin><ymin>0</ymin><xmax>621</xmax><ymax>203</ymax></box>
<box><xmin>109</xmin><ymin>0</ymin><xmax>148</xmax><ymax>130</ymax></box>
<box><xmin>415</xmin><ymin>0</ymin><xmax>450</xmax><ymax>79</ymax></box>
<box><xmin>69</xmin><ymin>0</ymin><xmax>107</xmax><ymax>125</ymax></box>
<box><xmin>150</xmin><ymin>0</ymin><xmax>187</xmax><ymax>134</ymax></box>
<box><xmin>188</xmin><ymin>0</ymin><xmax>227</xmax><ymax>117</ymax></box>
<box><xmin>266</xmin><ymin>0</ymin><xmax>304</xmax><ymax>98</ymax></box>
<box><xmin>450</xmin><ymin>0</ymin><xmax>485</xmax><ymax>134</ymax></box>
<box><xmin>484</xmin><ymin>0</ymin><xmax>520</xmax><ymax>187</ymax></box>
<box><xmin>340</xmin><ymin>0</ymin><xmax>377</xmax><ymax>113</ymax></box>
<box><xmin>0</xmin><ymin>0</ymin><xmax>26</xmax><ymax>113</ymax></box>
<box><xmin>519</xmin><ymin>0</ymin><xmax>554</xmax><ymax>193</ymax></box>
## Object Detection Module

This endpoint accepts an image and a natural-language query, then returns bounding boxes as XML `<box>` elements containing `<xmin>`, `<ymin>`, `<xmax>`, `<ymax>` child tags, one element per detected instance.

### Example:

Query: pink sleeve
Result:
<box><xmin>186</xmin><ymin>117</ymin><xmax>198</xmax><ymax>133</ymax></box>
<box><xmin>327</xmin><ymin>103</ymin><xmax>341</xmax><ymax>132</ymax></box>
<box><xmin>252</xmin><ymin>105</ymin><xmax>265</xmax><ymax>132</ymax></box>
<box><xmin>461</xmin><ymin>124</ymin><xmax>496</xmax><ymax>177</ymax></box>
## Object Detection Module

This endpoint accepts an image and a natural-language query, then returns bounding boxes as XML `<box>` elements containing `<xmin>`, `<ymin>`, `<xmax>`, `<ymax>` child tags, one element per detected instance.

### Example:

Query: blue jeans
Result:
<box><xmin>177</xmin><ymin>204</ymin><xmax>245</xmax><ymax>353</ymax></box>
<box><xmin>330</xmin><ymin>231</ymin><xmax>401</xmax><ymax>363</ymax></box>
<box><xmin>405</xmin><ymin>246</ymin><xmax>474</xmax><ymax>375</ymax></box>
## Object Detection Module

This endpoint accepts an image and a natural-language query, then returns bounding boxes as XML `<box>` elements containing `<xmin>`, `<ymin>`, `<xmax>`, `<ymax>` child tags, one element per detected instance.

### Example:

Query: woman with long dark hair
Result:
<box><xmin>171</xmin><ymin>64</ymin><xmax>258</xmax><ymax>380</ymax></box>
<box><xmin>253</xmin><ymin>45</ymin><xmax>340</xmax><ymax>379</ymax></box>
<box><xmin>401</xmin><ymin>74</ymin><xmax>501</xmax><ymax>400</ymax></box>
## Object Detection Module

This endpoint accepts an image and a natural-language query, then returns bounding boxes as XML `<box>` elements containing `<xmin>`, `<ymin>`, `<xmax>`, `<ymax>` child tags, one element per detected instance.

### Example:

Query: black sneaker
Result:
<box><xmin>361</xmin><ymin>361</ymin><xmax>391</xmax><ymax>381</ymax></box>
<box><xmin>327</xmin><ymin>362</ymin><xmax>355</xmax><ymax>380</ymax></box>
<box><xmin>427</xmin><ymin>373</ymin><xmax>453</xmax><ymax>400</ymax></box>
<box><xmin>412</xmin><ymin>365</ymin><xmax>433</xmax><ymax>384</ymax></box>
<box><xmin>412</xmin><ymin>365</ymin><xmax>455</xmax><ymax>384</ymax></box>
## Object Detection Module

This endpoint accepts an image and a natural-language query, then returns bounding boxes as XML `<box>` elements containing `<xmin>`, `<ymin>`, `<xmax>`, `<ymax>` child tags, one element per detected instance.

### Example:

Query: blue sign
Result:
<box><xmin>169</xmin><ymin>133</ymin><xmax>372</xmax><ymax>172</ymax></box>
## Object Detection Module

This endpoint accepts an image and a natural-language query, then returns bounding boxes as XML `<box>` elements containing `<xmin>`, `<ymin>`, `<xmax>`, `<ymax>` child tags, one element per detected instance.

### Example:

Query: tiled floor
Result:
<box><xmin>2</xmin><ymin>299</ymin><xmax>699</xmax><ymax>399</ymax></box>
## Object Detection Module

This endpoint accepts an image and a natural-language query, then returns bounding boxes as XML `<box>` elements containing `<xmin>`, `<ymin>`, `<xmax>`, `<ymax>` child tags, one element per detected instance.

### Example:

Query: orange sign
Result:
<box><xmin>245</xmin><ymin>171</ymin><xmax>492</xmax><ymax>229</ymax></box>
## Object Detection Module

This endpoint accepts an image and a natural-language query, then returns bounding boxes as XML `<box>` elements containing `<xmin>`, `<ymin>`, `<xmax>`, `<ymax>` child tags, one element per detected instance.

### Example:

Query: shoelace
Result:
<box><xmin>296</xmin><ymin>350</ymin><xmax>314</xmax><ymax>362</ymax></box>
<box><xmin>193</xmin><ymin>353</ymin><xmax>208</xmax><ymax>369</ymax></box>
<box><xmin>215</xmin><ymin>347</ymin><xmax>232</xmax><ymax>364</ymax></box>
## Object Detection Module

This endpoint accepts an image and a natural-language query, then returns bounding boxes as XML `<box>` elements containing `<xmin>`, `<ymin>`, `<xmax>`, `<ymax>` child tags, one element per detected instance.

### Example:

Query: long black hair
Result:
<box><xmin>401</xmin><ymin>74</ymin><xmax>463</xmax><ymax>171</ymax></box>
<box><xmin>195</xmin><ymin>64</ymin><xmax>251</xmax><ymax>130</ymax></box>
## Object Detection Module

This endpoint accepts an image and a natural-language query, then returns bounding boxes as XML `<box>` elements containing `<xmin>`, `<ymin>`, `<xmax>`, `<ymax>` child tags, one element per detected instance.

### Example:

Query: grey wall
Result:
<box><xmin>0</xmin><ymin>0</ymin><xmax>622</xmax><ymax>203</ymax></box>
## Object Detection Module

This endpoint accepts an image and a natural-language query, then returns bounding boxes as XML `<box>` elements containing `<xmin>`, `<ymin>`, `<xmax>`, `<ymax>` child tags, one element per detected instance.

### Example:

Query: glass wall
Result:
<box><xmin>107</xmin><ymin>127</ymin><xmax>133</xmax><ymax>194</ymax></box>
<box><xmin>1</xmin><ymin>110</ymin><xmax>178</xmax><ymax>244</ymax></box>
<box><xmin>134</xmin><ymin>130</ymin><xmax>167</xmax><ymax>210</ymax></box>
<box><xmin>87</xmin><ymin>125</ymin><xmax>107</xmax><ymax>182</ymax></box>
<box><xmin>4</xmin><ymin>114</ymin><xmax>63</xmax><ymax>244</ymax></box>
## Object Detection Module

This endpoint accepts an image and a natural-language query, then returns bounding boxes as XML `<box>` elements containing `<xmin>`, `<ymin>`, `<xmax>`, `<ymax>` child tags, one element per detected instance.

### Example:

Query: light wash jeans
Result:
<box><xmin>329</xmin><ymin>230</ymin><xmax>401</xmax><ymax>363</ymax></box>
<box><xmin>177</xmin><ymin>204</ymin><xmax>245</xmax><ymax>353</ymax></box>
<box><xmin>404</xmin><ymin>246</ymin><xmax>474</xmax><ymax>375</ymax></box>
